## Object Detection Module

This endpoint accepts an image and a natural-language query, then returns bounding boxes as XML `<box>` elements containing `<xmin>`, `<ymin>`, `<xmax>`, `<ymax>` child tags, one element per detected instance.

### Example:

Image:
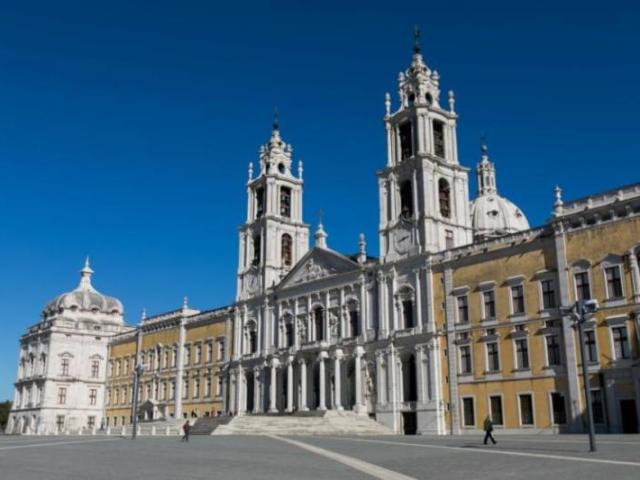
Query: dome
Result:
<box><xmin>470</xmin><ymin>142</ymin><xmax>530</xmax><ymax>241</ymax></box>
<box><xmin>471</xmin><ymin>194</ymin><xmax>530</xmax><ymax>240</ymax></box>
<box><xmin>42</xmin><ymin>258</ymin><xmax>124</xmax><ymax>318</ymax></box>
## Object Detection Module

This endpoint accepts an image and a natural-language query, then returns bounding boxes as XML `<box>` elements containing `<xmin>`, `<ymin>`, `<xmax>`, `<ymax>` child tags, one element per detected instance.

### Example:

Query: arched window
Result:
<box><xmin>255</xmin><ymin>187</ymin><xmax>265</xmax><ymax>218</ymax></box>
<box><xmin>425</xmin><ymin>92</ymin><xmax>433</xmax><ymax>106</ymax></box>
<box><xmin>253</xmin><ymin>234</ymin><xmax>261</xmax><ymax>266</ymax></box>
<box><xmin>402</xmin><ymin>299</ymin><xmax>415</xmax><ymax>329</ymax></box>
<box><xmin>438</xmin><ymin>178</ymin><xmax>451</xmax><ymax>218</ymax></box>
<box><xmin>399</xmin><ymin>121</ymin><xmax>413</xmax><ymax>160</ymax></box>
<box><xmin>280</xmin><ymin>187</ymin><xmax>291</xmax><ymax>218</ymax></box>
<box><xmin>407</xmin><ymin>93</ymin><xmax>415</xmax><ymax>107</ymax></box>
<box><xmin>400</xmin><ymin>180</ymin><xmax>413</xmax><ymax>219</ymax></box>
<box><xmin>433</xmin><ymin>120</ymin><xmax>445</xmax><ymax>158</ymax></box>
<box><xmin>348</xmin><ymin>302</ymin><xmax>360</xmax><ymax>337</ymax></box>
<box><xmin>249</xmin><ymin>331</ymin><xmax>257</xmax><ymax>353</ymax></box>
<box><xmin>285</xmin><ymin>318</ymin><xmax>294</xmax><ymax>348</ymax></box>
<box><xmin>313</xmin><ymin>307</ymin><xmax>324</xmax><ymax>342</ymax></box>
<box><xmin>281</xmin><ymin>234</ymin><xmax>293</xmax><ymax>267</ymax></box>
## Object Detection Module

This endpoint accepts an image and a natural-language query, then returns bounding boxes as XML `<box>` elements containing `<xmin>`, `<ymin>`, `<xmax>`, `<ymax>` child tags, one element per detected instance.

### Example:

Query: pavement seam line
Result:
<box><xmin>267</xmin><ymin>435</ymin><xmax>418</xmax><ymax>480</ymax></box>
<box><xmin>0</xmin><ymin>438</ymin><xmax>121</xmax><ymax>451</ymax></box>
<box><xmin>328</xmin><ymin>437</ymin><xmax>640</xmax><ymax>468</ymax></box>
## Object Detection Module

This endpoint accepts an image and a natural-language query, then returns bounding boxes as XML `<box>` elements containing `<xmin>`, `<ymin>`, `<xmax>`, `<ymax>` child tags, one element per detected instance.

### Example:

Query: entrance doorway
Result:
<box><xmin>402</xmin><ymin>412</ymin><xmax>417</xmax><ymax>435</ymax></box>
<box><xmin>620</xmin><ymin>400</ymin><xmax>638</xmax><ymax>433</ymax></box>
<box><xmin>246</xmin><ymin>371</ymin><xmax>254</xmax><ymax>413</ymax></box>
<box><xmin>402</xmin><ymin>354</ymin><xmax>417</xmax><ymax>402</ymax></box>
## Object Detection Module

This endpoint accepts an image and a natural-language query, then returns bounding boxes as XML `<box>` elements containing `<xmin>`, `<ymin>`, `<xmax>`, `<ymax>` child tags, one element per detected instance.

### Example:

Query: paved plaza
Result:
<box><xmin>1</xmin><ymin>434</ymin><xmax>639</xmax><ymax>480</ymax></box>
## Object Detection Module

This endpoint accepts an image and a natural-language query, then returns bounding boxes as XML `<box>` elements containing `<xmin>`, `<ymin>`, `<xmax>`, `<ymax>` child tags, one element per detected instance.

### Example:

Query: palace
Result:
<box><xmin>6</xmin><ymin>34</ymin><xmax>640</xmax><ymax>435</ymax></box>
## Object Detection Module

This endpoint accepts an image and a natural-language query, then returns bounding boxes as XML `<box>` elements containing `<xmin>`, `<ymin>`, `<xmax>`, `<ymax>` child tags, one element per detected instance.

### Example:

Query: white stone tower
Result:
<box><xmin>378</xmin><ymin>28</ymin><xmax>473</xmax><ymax>262</ymax></box>
<box><xmin>237</xmin><ymin>115</ymin><xmax>309</xmax><ymax>299</ymax></box>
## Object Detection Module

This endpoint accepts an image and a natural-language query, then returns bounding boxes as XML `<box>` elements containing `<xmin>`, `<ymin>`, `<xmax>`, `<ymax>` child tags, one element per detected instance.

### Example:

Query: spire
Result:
<box><xmin>476</xmin><ymin>135</ymin><xmax>497</xmax><ymax>196</ymax></box>
<box><xmin>314</xmin><ymin>210</ymin><xmax>327</xmax><ymax>249</ymax></box>
<box><xmin>78</xmin><ymin>256</ymin><xmax>94</xmax><ymax>290</ymax></box>
<box><xmin>413</xmin><ymin>25</ymin><xmax>421</xmax><ymax>54</ymax></box>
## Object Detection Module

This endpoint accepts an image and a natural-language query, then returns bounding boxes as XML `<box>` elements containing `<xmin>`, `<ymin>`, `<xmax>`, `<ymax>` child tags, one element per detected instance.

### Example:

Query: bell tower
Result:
<box><xmin>378</xmin><ymin>28</ymin><xmax>472</xmax><ymax>262</ymax></box>
<box><xmin>237</xmin><ymin>115</ymin><xmax>309</xmax><ymax>300</ymax></box>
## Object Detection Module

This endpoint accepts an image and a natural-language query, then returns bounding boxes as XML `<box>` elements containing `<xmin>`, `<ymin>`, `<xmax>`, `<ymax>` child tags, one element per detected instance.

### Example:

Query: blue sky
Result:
<box><xmin>1</xmin><ymin>1</ymin><xmax>639</xmax><ymax>400</ymax></box>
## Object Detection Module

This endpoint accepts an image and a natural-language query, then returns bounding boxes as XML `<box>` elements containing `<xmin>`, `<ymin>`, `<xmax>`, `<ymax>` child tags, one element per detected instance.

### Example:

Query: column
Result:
<box><xmin>174</xmin><ymin>318</ymin><xmax>186</xmax><ymax>419</ymax></box>
<box><xmin>390</xmin><ymin>271</ymin><xmax>398</xmax><ymax>331</ymax></box>
<box><xmin>299</xmin><ymin>358</ymin><xmax>308</xmax><ymax>411</ymax></box>
<box><xmin>286</xmin><ymin>357</ymin><xmax>294</xmax><ymax>413</ymax></box>
<box><xmin>318</xmin><ymin>352</ymin><xmax>327</xmax><ymax>410</ymax></box>
<box><xmin>237</xmin><ymin>366</ymin><xmax>246</xmax><ymax>415</ymax></box>
<box><xmin>333</xmin><ymin>349</ymin><xmax>343</xmax><ymax>411</ymax></box>
<box><xmin>359</xmin><ymin>274</ymin><xmax>366</xmax><ymax>336</ymax></box>
<box><xmin>293</xmin><ymin>300</ymin><xmax>300</xmax><ymax>349</ymax></box>
<box><xmin>269</xmin><ymin>359</ymin><xmax>279</xmax><ymax>413</ymax></box>
<box><xmin>377</xmin><ymin>271</ymin><xmax>386</xmax><ymax>337</ymax></box>
<box><xmin>416</xmin><ymin>345</ymin><xmax>427</xmax><ymax>404</ymax></box>
<box><xmin>628</xmin><ymin>250</ymin><xmax>640</xmax><ymax>303</ymax></box>
<box><xmin>414</xmin><ymin>268</ymin><xmax>422</xmax><ymax>331</ymax></box>
<box><xmin>375</xmin><ymin>352</ymin><xmax>385</xmax><ymax>405</ymax></box>
<box><xmin>324</xmin><ymin>291</ymin><xmax>331</xmax><ymax>341</ymax></box>
<box><xmin>354</xmin><ymin>346</ymin><xmax>365</xmax><ymax>413</ymax></box>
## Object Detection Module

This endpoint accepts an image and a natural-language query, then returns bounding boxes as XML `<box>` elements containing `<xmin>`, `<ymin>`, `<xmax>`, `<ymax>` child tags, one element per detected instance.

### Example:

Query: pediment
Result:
<box><xmin>277</xmin><ymin>248</ymin><xmax>361</xmax><ymax>290</ymax></box>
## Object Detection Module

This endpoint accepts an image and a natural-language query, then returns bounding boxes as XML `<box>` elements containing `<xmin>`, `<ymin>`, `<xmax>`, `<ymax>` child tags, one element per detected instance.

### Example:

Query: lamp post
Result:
<box><xmin>569</xmin><ymin>299</ymin><xmax>598</xmax><ymax>452</ymax></box>
<box><xmin>131</xmin><ymin>364</ymin><xmax>144</xmax><ymax>440</ymax></box>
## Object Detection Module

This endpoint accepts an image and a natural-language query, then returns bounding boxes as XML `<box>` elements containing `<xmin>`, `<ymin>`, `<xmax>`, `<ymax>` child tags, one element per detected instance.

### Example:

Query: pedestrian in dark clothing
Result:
<box><xmin>181</xmin><ymin>421</ymin><xmax>191</xmax><ymax>442</ymax></box>
<box><xmin>483</xmin><ymin>416</ymin><xmax>496</xmax><ymax>445</ymax></box>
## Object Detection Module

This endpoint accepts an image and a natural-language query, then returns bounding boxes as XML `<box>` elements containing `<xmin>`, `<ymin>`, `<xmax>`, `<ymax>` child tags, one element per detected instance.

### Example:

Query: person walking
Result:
<box><xmin>181</xmin><ymin>420</ymin><xmax>191</xmax><ymax>442</ymax></box>
<box><xmin>483</xmin><ymin>415</ymin><xmax>496</xmax><ymax>445</ymax></box>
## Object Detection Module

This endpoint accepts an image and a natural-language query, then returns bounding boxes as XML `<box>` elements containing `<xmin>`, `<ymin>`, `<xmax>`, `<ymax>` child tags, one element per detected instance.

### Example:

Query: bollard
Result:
<box><xmin>121</xmin><ymin>426</ymin><xmax>125</xmax><ymax>436</ymax></box>
<box><xmin>151</xmin><ymin>426</ymin><xmax>156</xmax><ymax>436</ymax></box>
<box><xmin>106</xmin><ymin>427</ymin><xmax>111</xmax><ymax>436</ymax></box>
<box><xmin>78</xmin><ymin>428</ymin><xmax>83</xmax><ymax>436</ymax></box>
<box><xmin>92</xmin><ymin>427</ymin><xmax>96</xmax><ymax>436</ymax></box>
<box><xmin>166</xmin><ymin>426</ymin><xmax>170</xmax><ymax>436</ymax></box>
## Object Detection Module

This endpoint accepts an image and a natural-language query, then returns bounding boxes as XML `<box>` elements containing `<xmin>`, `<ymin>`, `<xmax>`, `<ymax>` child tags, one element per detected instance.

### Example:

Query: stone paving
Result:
<box><xmin>0</xmin><ymin>433</ymin><xmax>639</xmax><ymax>480</ymax></box>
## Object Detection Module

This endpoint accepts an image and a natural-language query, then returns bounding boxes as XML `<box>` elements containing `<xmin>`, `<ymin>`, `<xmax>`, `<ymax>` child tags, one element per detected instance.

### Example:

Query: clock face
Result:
<box><xmin>246</xmin><ymin>273</ymin><xmax>260</xmax><ymax>295</ymax></box>
<box><xmin>394</xmin><ymin>228</ymin><xmax>412</xmax><ymax>254</ymax></box>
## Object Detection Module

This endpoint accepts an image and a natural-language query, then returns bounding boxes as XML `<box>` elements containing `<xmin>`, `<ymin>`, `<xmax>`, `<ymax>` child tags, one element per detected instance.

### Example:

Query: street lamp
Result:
<box><xmin>131</xmin><ymin>363</ymin><xmax>145</xmax><ymax>440</ymax></box>
<box><xmin>566</xmin><ymin>299</ymin><xmax>599</xmax><ymax>452</ymax></box>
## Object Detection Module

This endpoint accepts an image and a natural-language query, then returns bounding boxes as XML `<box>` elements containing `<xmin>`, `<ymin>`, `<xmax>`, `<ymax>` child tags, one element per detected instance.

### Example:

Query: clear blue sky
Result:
<box><xmin>1</xmin><ymin>1</ymin><xmax>638</xmax><ymax>400</ymax></box>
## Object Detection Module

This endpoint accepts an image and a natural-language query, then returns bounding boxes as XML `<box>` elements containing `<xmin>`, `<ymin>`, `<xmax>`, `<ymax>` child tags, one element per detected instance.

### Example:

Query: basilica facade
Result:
<box><xmin>7</xmin><ymin>37</ymin><xmax>640</xmax><ymax>435</ymax></box>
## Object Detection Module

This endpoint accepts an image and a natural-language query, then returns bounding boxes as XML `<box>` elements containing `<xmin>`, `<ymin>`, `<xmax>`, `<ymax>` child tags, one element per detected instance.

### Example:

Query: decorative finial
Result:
<box><xmin>554</xmin><ymin>185</ymin><xmax>564</xmax><ymax>214</ymax></box>
<box><xmin>314</xmin><ymin>216</ymin><xmax>328</xmax><ymax>249</ymax></box>
<box><xmin>298</xmin><ymin>160</ymin><xmax>304</xmax><ymax>179</ymax></box>
<box><xmin>317</xmin><ymin>208</ymin><xmax>324</xmax><ymax>227</ymax></box>
<box><xmin>79</xmin><ymin>255</ymin><xmax>94</xmax><ymax>289</ymax></box>
<box><xmin>141</xmin><ymin>308</ymin><xmax>147</xmax><ymax>322</ymax></box>
<box><xmin>385</xmin><ymin>92</ymin><xmax>391</xmax><ymax>117</ymax></box>
<box><xmin>448</xmin><ymin>90</ymin><xmax>455</xmax><ymax>113</ymax></box>
<box><xmin>357</xmin><ymin>233</ymin><xmax>367</xmax><ymax>264</ymax></box>
<box><xmin>248</xmin><ymin>162</ymin><xmax>254</xmax><ymax>181</ymax></box>
<box><xmin>182</xmin><ymin>296</ymin><xmax>189</xmax><ymax>309</ymax></box>
<box><xmin>272</xmin><ymin>108</ymin><xmax>279</xmax><ymax>131</ymax></box>
<box><xmin>413</xmin><ymin>25</ymin><xmax>421</xmax><ymax>54</ymax></box>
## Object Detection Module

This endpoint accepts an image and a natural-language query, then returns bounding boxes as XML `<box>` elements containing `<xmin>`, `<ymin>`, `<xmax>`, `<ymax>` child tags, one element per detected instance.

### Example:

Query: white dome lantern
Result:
<box><xmin>470</xmin><ymin>142</ymin><xmax>530</xmax><ymax>241</ymax></box>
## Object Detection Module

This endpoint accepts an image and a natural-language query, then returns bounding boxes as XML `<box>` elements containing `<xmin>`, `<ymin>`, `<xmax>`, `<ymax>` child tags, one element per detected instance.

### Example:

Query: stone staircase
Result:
<box><xmin>190</xmin><ymin>416</ymin><xmax>233</xmax><ymax>435</ymax></box>
<box><xmin>213</xmin><ymin>410</ymin><xmax>393</xmax><ymax>436</ymax></box>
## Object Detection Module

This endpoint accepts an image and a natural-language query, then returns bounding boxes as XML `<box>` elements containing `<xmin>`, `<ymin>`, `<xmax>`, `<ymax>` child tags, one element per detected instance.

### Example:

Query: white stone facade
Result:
<box><xmin>6</xmin><ymin>260</ymin><xmax>131</xmax><ymax>434</ymax></box>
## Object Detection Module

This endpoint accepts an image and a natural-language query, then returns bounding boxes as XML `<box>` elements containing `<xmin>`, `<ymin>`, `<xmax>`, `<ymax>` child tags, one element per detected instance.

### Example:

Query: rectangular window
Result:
<box><xmin>462</xmin><ymin>397</ymin><xmax>475</xmax><ymax>427</ymax></box>
<box><xmin>541</xmin><ymin>280</ymin><xmax>556</xmax><ymax>309</ymax></box>
<box><xmin>205</xmin><ymin>376</ymin><xmax>212</xmax><ymax>398</ymax></box>
<box><xmin>584</xmin><ymin>330</ymin><xmax>598</xmax><ymax>363</ymax></box>
<box><xmin>515</xmin><ymin>338</ymin><xmax>529</xmax><ymax>369</ymax></box>
<box><xmin>605</xmin><ymin>266</ymin><xmax>623</xmax><ymax>299</ymax></box>
<box><xmin>545</xmin><ymin>335</ymin><xmax>562</xmax><ymax>366</ymax></box>
<box><xmin>402</xmin><ymin>300</ymin><xmax>415</xmax><ymax>329</ymax></box>
<box><xmin>286</xmin><ymin>322</ymin><xmax>295</xmax><ymax>346</ymax></box>
<box><xmin>591</xmin><ymin>389</ymin><xmax>605</xmax><ymax>424</ymax></box>
<box><xmin>253</xmin><ymin>234</ymin><xmax>261</xmax><ymax>266</ymax></box>
<box><xmin>91</xmin><ymin>360</ymin><xmax>99</xmax><ymax>378</ymax></box>
<box><xmin>206</xmin><ymin>343</ymin><xmax>213</xmax><ymax>363</ymax></box>
<box><xmin>57</xmin><ymin>387</ymin><xmax>67</xmax><ymax>405</ymax></box>
<box><xmin>519</xmin><ymin>393</ymin><xmax>534</xmax><ymax>426</ymax></box>
<box><xmin>399</xmin><ymin>121</ymin><xmax>413</xmax><ymax>160</ymax></box>
<box><xmin>612</xmin><ymin>326</ymin><xmax>630</xmax><ymax>359</ymax></box>
<box><xmin>280</xmin><ymin>187</ymin><xmax>291</xmax><ymax>218</ymax></box>
<box><xmin>184</xmin><ymin>346</ymin><xmax>191</xmax><ymax>365</ymax></box>
<box><xmin>489</xmin><ymin>395</ymin><xmax>503</xmax><ymax>425</ymax></box>
<box><xmin>575</xmin><ymin>272</ymin><xmax>591</xmax><ymax>301</ymax></box>
<box><xmin>89</xmin><ymin>388</ymin><xmax>97</xmax><ymax>406</ymax></box>
<box><xmin>193</xmin><ymin>378</ymin><xmax>200</xmax><ymax>398</ymax></box>
<box><xmin>217</xmin><ymin>375</ymin><xmax>223</xmax><ymax>396</ymax></box>
<box><xmin>433</xmin><ymin>120</ymin><xmax>445</xmax><ymax>158</ymax></box>
<box><xmin>183</xmin><ymin>378</ymin><xmax>189</xmax><ymax>399</ymax></box>
<box><xmin>61</xmin><ymin>358</ymin><xmax>70</xmax><ymax>376</ymax></box>
<box><xmin>87</xmin><ymin>416</ymin><xmax>96</xmax><ymax>429</ymax></box>
<box><xmin>551</xmin><ymin>392</ymin><xmax>567</xmax><ymax>425</ymax></box>
<box><xmin>56</xmin><ymin>415</ymin><xmax>65</xmax><ymax>433</ymax></box>
<box><xmin>511</xmin><ymin>285</ymin><xmax>525</xmax><ymax>315</ymax></box>
<box><xmin>172</xmin><ymin>347</ymin><xmax>178</xmax><ymax>368</ymax></box>
<box><xmin>457</xmin><ymin>296</ymin><xmax>469</xmax><ymax>324</ymax></box>
<box><xmin>459</xmin><ymin>345</ymin><xmax>472</xmax><ymax>374</ymax></box>
<box><xmin>218</xmin><ymin>340</ymin><xmax>226</xmax><ymax>361</ymax></box>
<box><xmin>399</xmin><ymin>180</ymin><xmax>413</xmax><ymax>219</ymax></box>
<box><xmin>486</xmin><ymin>342</ymin><xmax>500</xmax><ymax>372</ymax></box>
<box><xmin>195</xmin><ymin>345</ymin><xmax>202</xmax><ymax>365</ymax></box>
<box><xmin>483</xmin><ymin>290</ymin><xmax>496</xmax><ymax>319</ymax></box>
